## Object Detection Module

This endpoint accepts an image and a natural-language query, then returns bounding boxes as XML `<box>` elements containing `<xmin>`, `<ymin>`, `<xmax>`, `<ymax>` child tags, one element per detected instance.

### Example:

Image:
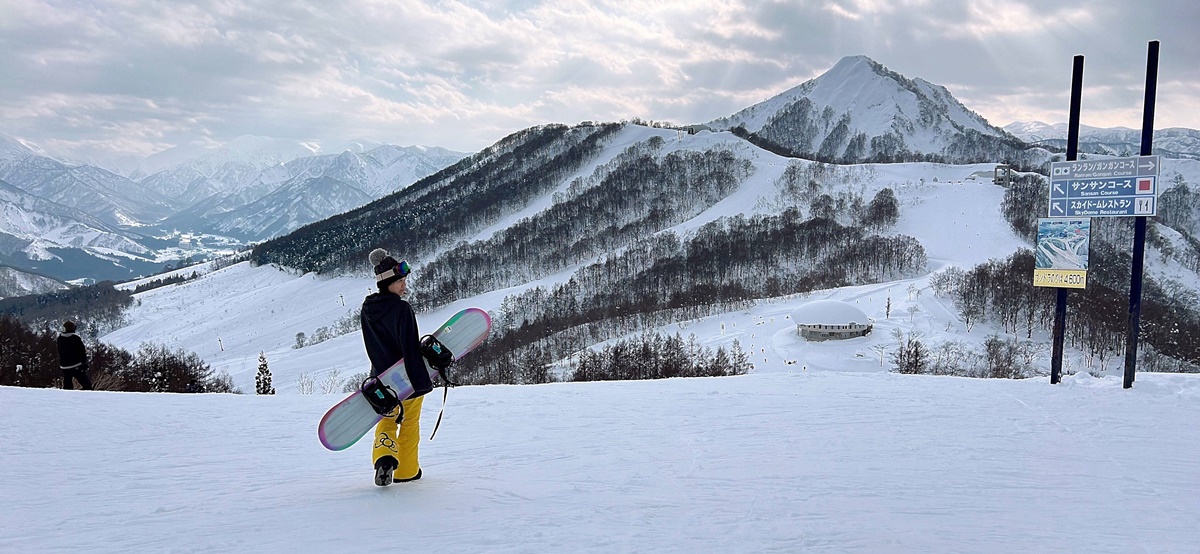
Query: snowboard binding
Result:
<box><xmin>360</xmin><ymin>376</ymin><xmax>400</xmax><ymax>416</ymax></box>
<box><xmin>420</xmin><ymin>334</ymin><xmax>455</xmax><ymax>370</ymax></box>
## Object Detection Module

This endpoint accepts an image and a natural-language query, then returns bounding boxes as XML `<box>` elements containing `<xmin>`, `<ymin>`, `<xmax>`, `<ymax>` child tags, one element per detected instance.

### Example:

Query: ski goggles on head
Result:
<box><xmin>375</xmin><ymin>259</ymin><xmax>411</xmax><ymax>282</ymax></box>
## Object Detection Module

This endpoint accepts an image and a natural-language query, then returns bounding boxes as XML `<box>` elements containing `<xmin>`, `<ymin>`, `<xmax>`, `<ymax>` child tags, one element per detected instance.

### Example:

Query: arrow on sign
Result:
<box><xmin>1140</xmin><ymin>159</ymin><xmax>1156</xmax><ymax>171</ymax></box>
<box><xmin>1052</xmin><ymin>201</ymin><xmax>1065</xmax><ymax>215</ymax></box>
<box><xmin>1053</xmin><ymin>183</ymin><xmax>1065</xmax><ymax>195</ymax></box>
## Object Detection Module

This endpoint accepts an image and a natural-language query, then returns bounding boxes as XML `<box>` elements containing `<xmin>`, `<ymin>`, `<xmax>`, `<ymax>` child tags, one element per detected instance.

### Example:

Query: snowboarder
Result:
<box><xmin>57</xmin><ymin>321</ymin><xmax>93</xmax><ymax>390</ymax></box>
<box><xmin>361</xmin><ymin>248</ymin><xmax>433</xmax><ymax>486</ymax></box>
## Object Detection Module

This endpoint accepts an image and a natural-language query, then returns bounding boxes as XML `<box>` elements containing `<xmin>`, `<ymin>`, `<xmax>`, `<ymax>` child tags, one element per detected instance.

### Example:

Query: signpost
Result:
<box><xmin>1048</xmin><ymin>155</ymin><xmax>1160</xmax><ymax>218</ymax></box>
<box><xmin>1124</xmin><ymin>40</ymin><xmax>1160</xmax><ymax>389</ymax></box>
<box><xmin>1041</xmin><ymin>41</ymin><xmax>1160</xmax><ymax>388</ymax></box>
<box><xmin>1046</xmin><ymin>54</ymin><xmax>1086</xmax><ymax>385</ymax></box>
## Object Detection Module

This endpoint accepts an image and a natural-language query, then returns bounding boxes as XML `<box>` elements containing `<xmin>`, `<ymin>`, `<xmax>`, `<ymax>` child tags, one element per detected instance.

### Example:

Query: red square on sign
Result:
<box><xmin>1137</xmin><ymin>178</ymin><xmax>1153</xmax><ymax>193</ymax></box>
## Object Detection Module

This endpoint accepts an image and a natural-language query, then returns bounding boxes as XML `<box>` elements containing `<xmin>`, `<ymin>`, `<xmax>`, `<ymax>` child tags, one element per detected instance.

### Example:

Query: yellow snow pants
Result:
<box><xmin>372</xmin><ymin>396</ymin><xmax>423</xmax><ymax>480</ymax></box>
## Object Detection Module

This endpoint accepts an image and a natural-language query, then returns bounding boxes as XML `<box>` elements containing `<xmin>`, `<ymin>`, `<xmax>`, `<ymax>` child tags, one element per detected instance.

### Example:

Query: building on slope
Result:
<box><xmin>791</xmin><ymin>300</ymin><xmax>873</xmax><ymax>341</ymax></box>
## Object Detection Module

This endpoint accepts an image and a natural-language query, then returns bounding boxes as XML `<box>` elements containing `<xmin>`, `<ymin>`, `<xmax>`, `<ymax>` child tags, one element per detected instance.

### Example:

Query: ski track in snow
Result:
<box><xmin>3</xmin><ymin>372</ymin><xmax>1198</xmax><ymax>553</ymax></box>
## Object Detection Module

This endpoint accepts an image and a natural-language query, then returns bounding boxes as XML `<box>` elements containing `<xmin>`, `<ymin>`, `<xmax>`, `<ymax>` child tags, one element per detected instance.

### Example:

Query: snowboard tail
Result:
<box><xmin>318</xmin><ymin>307</ymin><xmax>491</xmax><ymax>451</ymax></box>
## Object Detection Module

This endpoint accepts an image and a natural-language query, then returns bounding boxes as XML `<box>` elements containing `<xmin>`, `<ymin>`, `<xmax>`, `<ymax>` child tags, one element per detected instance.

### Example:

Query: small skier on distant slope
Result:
<box><xmin>361</xmin><ymin>248</ymin><xmax>434</xmax><ymax>486</ymax></box>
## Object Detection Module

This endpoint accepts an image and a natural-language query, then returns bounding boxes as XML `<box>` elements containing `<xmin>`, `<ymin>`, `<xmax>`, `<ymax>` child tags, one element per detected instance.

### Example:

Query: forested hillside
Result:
<box><xmin>411</xmin><ymin>136</ymin><xmax>754</xmax><ymax>305</ymax></box>
<box><xmin>945</xmin><ymin>172</ymin><xmax>1200</xmax><ymax>373</ymax></box>
<box><xmin>252</xmin><ymin>123</ymin><xmax>623</xmax><ymax>273</ymax></box>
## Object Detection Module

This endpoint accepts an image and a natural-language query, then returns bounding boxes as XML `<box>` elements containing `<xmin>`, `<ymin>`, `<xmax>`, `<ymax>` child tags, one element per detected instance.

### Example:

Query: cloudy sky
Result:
<box><xmin>1</xmin><ymin>0</ymin><xmax>1196</xmax><ymax>161</ymax></box>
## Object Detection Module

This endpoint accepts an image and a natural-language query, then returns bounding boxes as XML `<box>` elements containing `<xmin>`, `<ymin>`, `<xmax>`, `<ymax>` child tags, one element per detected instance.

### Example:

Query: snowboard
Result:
<box><xmin>318</xmin><ymin>307</ymin><xmax>492</xmax><ymax>451</ymax></box>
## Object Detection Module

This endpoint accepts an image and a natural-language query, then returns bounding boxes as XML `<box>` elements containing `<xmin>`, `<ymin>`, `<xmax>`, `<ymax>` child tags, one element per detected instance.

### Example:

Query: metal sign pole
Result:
<box><xmin>1124</xmin><ymin>40</ymin><xmax>1160</xmax><ymax>389</ymax></box>
<box><xmin>1051</xmin><ymin>54</ymin><xmax>1085</xmax><ymax>385</ymax></box>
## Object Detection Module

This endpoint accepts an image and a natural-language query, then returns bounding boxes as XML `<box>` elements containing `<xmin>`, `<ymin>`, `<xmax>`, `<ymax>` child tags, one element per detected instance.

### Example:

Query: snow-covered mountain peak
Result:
<box><xmin>708</xmin><ymin>55</ymin><xmax>1015</xmax><ymax>163</ymax></box>
<box><xmin>821</xmin><ymin>54</ymin><xmax>891</xmax><ymax>86</ymax></box>
<box><xmin>203</xmin><ymin>135</ymin><xmax>320</xmax><ymax>168</ymax></box>
<box><xmin>0</xmin><ymin>131</ymin><xmax>38</xmax><ymax>162</ymax></box>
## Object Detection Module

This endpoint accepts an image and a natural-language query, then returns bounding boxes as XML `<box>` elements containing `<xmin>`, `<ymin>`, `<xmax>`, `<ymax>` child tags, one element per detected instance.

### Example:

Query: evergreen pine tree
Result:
<box><xmin>255</xmin><ymin>352</ymin><xmax>275</xmax><ymax>395</ymax></box>
<box><xmin>709</xmin><ymin>346</ymin><xmax>732</xmax><ymax>376</ymax></box>
<box><xmin>730</xmin><ymin>339</ymin><xmax>752</xmax><ymax>375</ymax></box>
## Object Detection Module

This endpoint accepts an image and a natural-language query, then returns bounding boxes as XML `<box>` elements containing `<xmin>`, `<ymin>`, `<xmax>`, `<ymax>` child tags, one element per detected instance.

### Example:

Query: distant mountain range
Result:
<box><xmin>1003</xmin><ymin>121</ymin><xmax>1200</xmax><ymax>160</ymax></box>
<box><xmin>0</xmin><ymin>131</ymin><xmax>467</xmax><ymax>284</ymax></box>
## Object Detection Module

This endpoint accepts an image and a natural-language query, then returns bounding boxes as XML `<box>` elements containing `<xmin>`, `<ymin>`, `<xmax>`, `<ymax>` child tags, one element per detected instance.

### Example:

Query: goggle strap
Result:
<box><xmin>375</xmin><ymin>261</ymin><xmax>410</xmax><ymax>282</ymax></box>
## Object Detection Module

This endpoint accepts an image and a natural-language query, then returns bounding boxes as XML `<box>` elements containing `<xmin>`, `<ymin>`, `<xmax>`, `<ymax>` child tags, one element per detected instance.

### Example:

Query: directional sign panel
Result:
<box><xmin>1048</xmin><ymin>155</ymin><xmax>1160</xmax><ymax>217</ymax></box>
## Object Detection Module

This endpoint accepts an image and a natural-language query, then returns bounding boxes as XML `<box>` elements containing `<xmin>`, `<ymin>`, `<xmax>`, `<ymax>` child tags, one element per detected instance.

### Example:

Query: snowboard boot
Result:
<box><xmin>393</xmin><ymin>468</ymin><xmax>422</xmax><ymax>483</ymax></box>
<box><xmin>374</xmin><ymin>456</ymin><xmax>398</xmax><ymax>486</ymax></box>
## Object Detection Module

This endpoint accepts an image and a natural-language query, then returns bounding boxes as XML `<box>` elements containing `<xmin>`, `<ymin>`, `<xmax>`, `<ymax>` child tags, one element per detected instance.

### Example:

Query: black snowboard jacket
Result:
<box><xmin>57</xmin><ymin>332</ymin><xmax>88</xmax><ymax>369</ymax></box>
<box><xmin>361</xmin><ymin>292</ymin><xmax>433</xmax><ymax>398</ymax></box>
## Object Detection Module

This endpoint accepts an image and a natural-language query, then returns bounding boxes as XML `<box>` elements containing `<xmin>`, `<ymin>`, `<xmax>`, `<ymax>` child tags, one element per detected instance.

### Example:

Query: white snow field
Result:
<box><xmin>2</xmin><ymin>371</ymin><xmax>1198</xmax><ymax>553</ymax></box>
<box><xmin>7</xmin><ymin>134</ymin><xmax>1200</xmax><ymax>552</ymax></box>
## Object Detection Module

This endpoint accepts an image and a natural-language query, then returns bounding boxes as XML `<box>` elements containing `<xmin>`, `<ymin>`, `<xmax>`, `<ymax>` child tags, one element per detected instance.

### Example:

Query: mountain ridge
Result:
<box><xmin>706</xmin><ymin>55</ymin><xmax>1028</xmax><ymax>164</ymax></box>
<box><xmin>1004</xmin><ymin>121</ymin><xmax>1200</xmax><ymax>159</ymax></box>
<box><xmin>0</xmin><ymin>135</ymin><xmax>469</xmax><ymax>279</ymax></box>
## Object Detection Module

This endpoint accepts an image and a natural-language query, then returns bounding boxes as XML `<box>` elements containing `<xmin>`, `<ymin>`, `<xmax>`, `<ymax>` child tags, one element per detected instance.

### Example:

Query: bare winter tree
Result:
<box><xmin>321</xmin><ymin>369</ymin><xmax>342</xmax><ymax>395</ymax></box>
<box><xmin>870</xmin><ymin>344</ymin><xmax>889</xmax><ymax>368</ymax></box>
<box><xmin>297</xmin><ymin>372</ymin><xmax>315</xmax><ymax>395</ymax></box>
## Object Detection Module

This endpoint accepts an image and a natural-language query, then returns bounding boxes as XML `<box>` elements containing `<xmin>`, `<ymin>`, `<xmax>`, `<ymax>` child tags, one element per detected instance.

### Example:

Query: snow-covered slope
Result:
<box><xmin>100</xmin><ymin>145</ymin><xmax>1200</xmax><ymax>395</ymax></box>
<box><xmin>0</xmin><ymin>178</ymin><xmax>150</xmax><ymax>262</ymax></box>
<box><xmin>100</xmin><ymin>153</ymin><xmax>1013</xmax><ymax>391</ymax></box>
<box><xmin>3</xmin><ymin>370</ymin><xmax>1198</xmax><ymax>552</ymax></box>
<box><xmin>0</xmin><ymin>266</ymin><xmax>65</xmax><ymax>298</ymax></box>
<box><xmin>203</xmin><ymin>175</ymin><xmax>374</xmax><ymax>240</ymax></box>
<box><xmin>9</xmin><ymin>120</ymin><xmax>1200</xmax><ymax>554</ymax></box>
<box><xmin>0</xmin><ymin>131</ymin><xmax>39</xmax><ymax>163</ymax></box>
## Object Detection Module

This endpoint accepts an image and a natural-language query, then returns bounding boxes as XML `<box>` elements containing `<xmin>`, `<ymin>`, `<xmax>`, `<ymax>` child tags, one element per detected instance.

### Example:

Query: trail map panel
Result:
<box><xmin>1034</xmin><ymin>218</ymin><xmax>1090</xmax><ymax>289</ymax></box>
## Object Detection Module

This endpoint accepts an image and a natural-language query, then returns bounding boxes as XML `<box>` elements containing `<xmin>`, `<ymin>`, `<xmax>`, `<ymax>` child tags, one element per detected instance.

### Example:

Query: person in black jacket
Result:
<box><xmin>362</xmin><ymin>248</ymin><xmax>432</xmax><ymax>486</ymax></box>
<box><xmin>57</xmin><ymin>321</ymin><xmax>93</xmax><ymax>390</ymax></box>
